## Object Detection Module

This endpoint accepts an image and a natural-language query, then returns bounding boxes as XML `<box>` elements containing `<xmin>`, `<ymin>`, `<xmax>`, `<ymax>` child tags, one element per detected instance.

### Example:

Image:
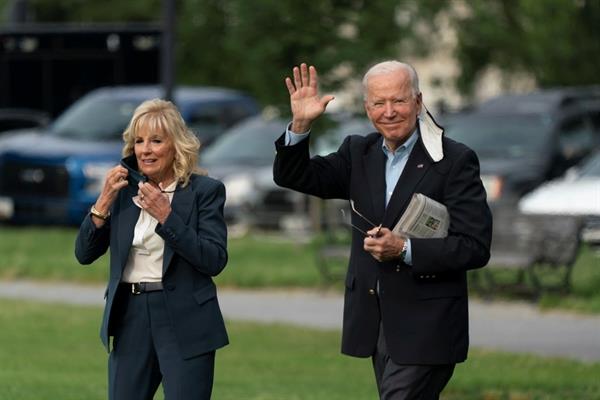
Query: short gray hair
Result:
<box><xmin>362</xmin><ymin>61</ymin><xmax>420</xmax><ymax>100</ymax></box>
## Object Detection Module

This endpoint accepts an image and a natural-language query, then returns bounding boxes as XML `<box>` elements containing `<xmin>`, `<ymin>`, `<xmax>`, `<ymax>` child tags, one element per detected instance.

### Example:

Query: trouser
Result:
<box><xmin>108</xmin><ymin>288</ymin><xmax>215</xmax><ymax>400</ymax></box>
<box><xmin>372</xmin><ymin>324</ymin><xmax>455</xmax><ymax>400</ymax></box>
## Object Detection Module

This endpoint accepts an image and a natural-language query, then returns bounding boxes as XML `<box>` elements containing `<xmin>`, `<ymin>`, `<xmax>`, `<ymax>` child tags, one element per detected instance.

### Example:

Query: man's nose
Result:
<box><xmin>383</xmin><ymin>102</ymin><xmax>395</xmax><ymax>117</ymax></box>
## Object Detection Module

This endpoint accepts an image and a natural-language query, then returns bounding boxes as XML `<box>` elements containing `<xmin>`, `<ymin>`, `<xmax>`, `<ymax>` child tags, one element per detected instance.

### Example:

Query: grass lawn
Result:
<box><xmin>1</xmin><ymin>226</ymin><xmax>600</xmax><ymax>313</ymax></box>
<box><xmin>1</xmin><ymin>299</ymin><xmax>599</xmax><ymax>400</ymax></box>
<box><xmin>0</xmin><ymin>226</ymin><xmax>322</xmax><ymax>287</ymax></box>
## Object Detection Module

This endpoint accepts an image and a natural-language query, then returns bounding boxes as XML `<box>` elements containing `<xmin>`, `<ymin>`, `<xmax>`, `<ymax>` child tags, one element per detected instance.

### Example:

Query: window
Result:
<box><xmin>557</xmin><ymin>114</ymin><xmax>596</xmax><ymax>161</ymax></box>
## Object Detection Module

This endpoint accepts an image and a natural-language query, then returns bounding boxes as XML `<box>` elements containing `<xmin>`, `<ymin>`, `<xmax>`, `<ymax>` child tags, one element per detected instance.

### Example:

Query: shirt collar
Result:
<box><xmin>381</xmin><ymin>127</ymin><xmax>419</xmax><ymax>157</ymax></box>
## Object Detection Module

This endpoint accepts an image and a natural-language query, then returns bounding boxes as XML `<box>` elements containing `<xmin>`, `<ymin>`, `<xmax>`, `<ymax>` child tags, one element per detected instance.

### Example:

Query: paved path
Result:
<box><xmin>1</xmin><ymin>280</ymin><xmax>599</xmax><ymax>362</ymax></box>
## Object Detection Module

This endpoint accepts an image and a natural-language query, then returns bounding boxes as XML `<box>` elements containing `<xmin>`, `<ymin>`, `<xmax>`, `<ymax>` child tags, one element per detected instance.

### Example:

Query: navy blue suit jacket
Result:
<box><xmin>75</xmin><ymin>174</ymin><xmax>229</xmax><ymax>359</ymax></box>
<box><xmin>274</xmin><ymin>130</ymin><xmax>492</xmax><ymax>364</ymax></box>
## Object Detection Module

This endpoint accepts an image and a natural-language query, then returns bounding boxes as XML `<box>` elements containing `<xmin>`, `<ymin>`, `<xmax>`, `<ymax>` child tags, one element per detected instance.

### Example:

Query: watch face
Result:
<box><xmin>400</xmin><ymin>240</ymin><xmax>408</xmax><ymax>260</ymax></box>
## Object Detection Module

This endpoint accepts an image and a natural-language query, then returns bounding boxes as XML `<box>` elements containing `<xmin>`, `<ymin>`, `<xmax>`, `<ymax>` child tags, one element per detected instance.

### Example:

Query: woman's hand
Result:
<box><xmin>92</xmin><ymin>165</ymin><xmax>129</xmax><ymax>226</ymax></box>
<box><xmin>137</xmin><ymin>182</ymin><xmax>172</xmax><ymax>225</ymax></box>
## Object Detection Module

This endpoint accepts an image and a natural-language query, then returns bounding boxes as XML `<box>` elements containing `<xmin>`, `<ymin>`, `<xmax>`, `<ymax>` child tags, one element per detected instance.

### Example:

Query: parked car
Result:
<box><xmin>200</xmin><ymin>114</ymin><xmax>309</xmax><ymax>234</ymax></box>
<box><xmin>0</xmin><ymin>85</ymin><xmax>259</xmax><ymax>225</ymax></box>
<box><xmin>519</xmin><ymin>150</ymin><xmax>600</xmax><ymax>244</ymax></box>
<box><xmin>200</xmin><ymin>113</ymin><xmax>377</xmax><ymax>235</ymax></box>
<box><xmin>444</xmin><ymin>87</ymin><xmax>600</xmax><ymax>204</ymax></box>
<box><xmin>0</xmin><ymin>108</ymin><xmax>50</xmax><ymax>134</ymax></box>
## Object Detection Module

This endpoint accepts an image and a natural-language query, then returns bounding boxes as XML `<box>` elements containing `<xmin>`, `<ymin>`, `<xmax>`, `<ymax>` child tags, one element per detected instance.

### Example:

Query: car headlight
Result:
<box><xmin>83</xmin><ymin>162</ymin><xmax>113</xmax><ymax>195</ymax></box>
<box><xmin>481</xmin><ymin>175</ymin><xmax>504</xmax><ymax>201</ymax></box>
<box><xmin>224</xmin><ymin>174</ymin><xmax>254</xmax><ymax>207</ymax></box>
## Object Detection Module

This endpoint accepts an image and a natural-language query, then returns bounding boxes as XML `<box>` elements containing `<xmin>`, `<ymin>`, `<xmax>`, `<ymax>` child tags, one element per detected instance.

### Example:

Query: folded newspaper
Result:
<box><xmin>392</xmin><ymin>193</ymin><xmax>449</xmax><ymax>238</ymax></box>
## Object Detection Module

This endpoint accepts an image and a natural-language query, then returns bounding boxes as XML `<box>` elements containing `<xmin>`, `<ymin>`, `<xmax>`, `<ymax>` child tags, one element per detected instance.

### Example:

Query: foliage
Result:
<box><xmin>176</xmin><ymin>0</ymin><xmax>444</xmax><ymax>109</ymax></box>
<box><xmin>5</xmin><ymin>0</ymin><xmax>600</xmax><ymax>102</ymax></box>
<box><xmin>1</xmin><ymin>299</ymin><xmax>600</xmax><ymax>399</ymax></box>
<box><xmin>19</xmin><ymin>0</ymin><xmax>445</xmax><ymax>108</ymax></box>
<box><xmin>448</xmin><ymin>0</ymin><xmax>600</xmax><ymax>94</ymax></box>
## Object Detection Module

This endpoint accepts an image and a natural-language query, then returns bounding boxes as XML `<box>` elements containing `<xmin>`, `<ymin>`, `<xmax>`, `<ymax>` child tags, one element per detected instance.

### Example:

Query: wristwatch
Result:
<box><xmin>399</xmin><ymin>239</ymin><xmax>408</xmax><ymax>262</ymax></box>
<box><xmin>90</xmin><ymin>205</ymin><xmax>110</xmax><ymax>220</ymax></box>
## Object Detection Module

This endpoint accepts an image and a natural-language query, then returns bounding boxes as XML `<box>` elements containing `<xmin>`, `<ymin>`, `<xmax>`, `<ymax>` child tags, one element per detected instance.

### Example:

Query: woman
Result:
<box><xmin>75</xmin><ymin>98</ymin><xmax>228</xmax><ymax>400</ymax></box>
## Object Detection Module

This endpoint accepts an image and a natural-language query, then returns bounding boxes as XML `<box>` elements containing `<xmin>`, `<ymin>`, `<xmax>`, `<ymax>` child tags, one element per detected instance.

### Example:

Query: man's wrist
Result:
<box><xmin>398</xmin><ymin>238</ymin><xmax>408</xmax><ymax>261</ymax></box>
<box><xmin>291</xmin><ymin>119</ymin><xmax>312</xmax><ymax>134</ymax></box>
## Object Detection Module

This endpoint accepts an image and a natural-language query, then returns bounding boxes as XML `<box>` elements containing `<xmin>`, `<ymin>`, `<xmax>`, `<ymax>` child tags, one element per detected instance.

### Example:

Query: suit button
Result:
<box><xmin>396</xmin><ymin>267</ymin><xmax>400</xmax><ymax>272</ymax></box>
<box><xmin>166</xmin><ymin>284</ymin><xmax>175</xmax><ymax>291</ymax></box>
<box><xmin>368</xmin><ymin>289</ymin><xmax>375</xmax><ymax>295</ymax></box>
<box><xmin>432</xmin><ymin>275</ymin><xmax>437</xmax><ymax>278</ymax></box>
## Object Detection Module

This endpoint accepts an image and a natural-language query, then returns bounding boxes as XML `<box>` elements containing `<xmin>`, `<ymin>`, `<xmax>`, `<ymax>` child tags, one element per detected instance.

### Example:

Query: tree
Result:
<box><xmin>21</xmin><ymin>0</ymin><xmax>444</xmax><ymax>108</ymax></box>
<box><xmin>177</xmin><ymin>0</ymin><xmax>444</xmax><ymax>108</ymax></box>
<box><xmin>449</xmin><ymin>0</ymin><xmax>600</xmax><ymax>95</ymax></box>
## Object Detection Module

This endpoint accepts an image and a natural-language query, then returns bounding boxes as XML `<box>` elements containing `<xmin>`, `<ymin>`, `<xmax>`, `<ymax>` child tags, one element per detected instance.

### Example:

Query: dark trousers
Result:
<box><xmin>109</xmin><ymin>289</ymin><xmax>215</xmax><ymax>400</ymax></box>
<box><xmin>372</xmin><ymin>324</ymin><xmax>455</xmax><ymax>400</ymax></box>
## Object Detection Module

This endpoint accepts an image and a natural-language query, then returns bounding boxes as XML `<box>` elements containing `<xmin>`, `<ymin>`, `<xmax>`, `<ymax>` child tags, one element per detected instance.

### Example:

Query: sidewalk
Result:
<box><xmin>0</xmin><ymin>280</ymin><xmax>599</xmax><ymax>362</ymax></box>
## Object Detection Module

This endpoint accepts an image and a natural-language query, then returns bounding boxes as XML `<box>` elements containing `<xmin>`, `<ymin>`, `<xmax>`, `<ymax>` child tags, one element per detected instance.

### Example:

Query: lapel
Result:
<box><xmin>363</xmin><ymin>136</ymin><xmax>387</xmax><ymax>223</ymax></box>
<box><xmin>117</xmin><ymin>185</ymin><xmax>141</xmax><ymax>274</ymax></box>
<box><xmin>162</xmin><ymin>181</ymin><xmax>195</xmax><ymax>275</ymax></box>
<box><xmin>382</xmin><ymin>136</ymin><xmax>433</xmax><ymax>229</ymax></box>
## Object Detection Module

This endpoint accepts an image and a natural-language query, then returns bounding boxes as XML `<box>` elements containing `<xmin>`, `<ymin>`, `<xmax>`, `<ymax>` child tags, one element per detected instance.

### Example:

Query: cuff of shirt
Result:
<box><xmin>285</xmin><ymin>121</ymin><xmax>310</xmax><ymax>145</ymax></box>
<box><xmin>403</xmin><ymin>238</ymin><xmax>413</xmax><ymax>266</ymax></box>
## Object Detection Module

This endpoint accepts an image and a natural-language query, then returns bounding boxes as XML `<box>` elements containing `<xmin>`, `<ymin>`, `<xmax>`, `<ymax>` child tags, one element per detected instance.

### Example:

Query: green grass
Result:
<box><xmin>0</xmin><ymin>226</ymin><xmax>322</xmax><ymax>287</ymax></box>
<box><xmin>1</xmin><ymin>299</ymin><xmax>599</xmax><ymax>400</ymax></box>
<box><xmin>1</xmin><ymin>226</ymin><xmax>600</xmax><ymax>313</ymax></box>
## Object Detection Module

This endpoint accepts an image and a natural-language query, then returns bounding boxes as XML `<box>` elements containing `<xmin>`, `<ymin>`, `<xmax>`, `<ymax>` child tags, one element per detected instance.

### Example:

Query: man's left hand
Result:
<box><xmin>363</xmin><ymin>227</ymin><xmax>404</xmax><ymax>262</ymax></box>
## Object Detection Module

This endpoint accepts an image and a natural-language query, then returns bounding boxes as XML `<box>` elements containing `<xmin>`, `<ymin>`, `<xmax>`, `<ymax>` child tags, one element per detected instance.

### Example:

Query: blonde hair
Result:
<box><xmin>122</xmin><ymin>98</ymin><xmax>205</xmax><ymax>187</ymax></box>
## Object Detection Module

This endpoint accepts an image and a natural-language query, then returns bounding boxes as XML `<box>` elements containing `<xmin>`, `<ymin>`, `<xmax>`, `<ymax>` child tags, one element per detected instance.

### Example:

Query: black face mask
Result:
<box><xmin>120</xmin><ymin>155</ymin><xmax>148</xmax><ymax>188</ymax></box>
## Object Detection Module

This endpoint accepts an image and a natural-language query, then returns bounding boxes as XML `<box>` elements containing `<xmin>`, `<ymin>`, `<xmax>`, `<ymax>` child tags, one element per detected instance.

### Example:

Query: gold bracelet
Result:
<box><xmin>90</xmin><ymin>205</ymin><xmax>110</xmax><ymax>220</ymax></box>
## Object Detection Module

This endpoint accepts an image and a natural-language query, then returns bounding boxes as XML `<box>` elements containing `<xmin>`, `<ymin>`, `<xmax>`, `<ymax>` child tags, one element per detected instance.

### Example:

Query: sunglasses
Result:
<box><xmin>340</xmin><ymin>200</ymin><xmax>382</xmax><ymax>237</ymax></box>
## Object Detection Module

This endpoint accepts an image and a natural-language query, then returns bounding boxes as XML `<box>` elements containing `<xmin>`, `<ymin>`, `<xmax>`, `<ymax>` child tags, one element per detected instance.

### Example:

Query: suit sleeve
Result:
<box><xmin>74</xmin><ymin>214</ymin><xmax>111</xmax><ymax>265</ymax></box>
<box><xmin>411</xmin><ymin>147</ymin><xmax>492</xmax><ymax>274</ymax></box>
<box><xmin>273</xmin><ymin>132</ymin><xmax>351</xmax><ymax>199</ymax></box>
<box><xmin>156</xmin><ymin>180</ymin><xmax>228</xmax><ymax>277</ymax></box>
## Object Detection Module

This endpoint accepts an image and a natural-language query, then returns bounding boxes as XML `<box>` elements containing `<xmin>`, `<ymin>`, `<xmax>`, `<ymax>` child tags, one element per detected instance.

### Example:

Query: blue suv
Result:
<box><xmin>0</xmin><ymin>85</ymin><xmax>259</xmax><ymax>225</ymax></box>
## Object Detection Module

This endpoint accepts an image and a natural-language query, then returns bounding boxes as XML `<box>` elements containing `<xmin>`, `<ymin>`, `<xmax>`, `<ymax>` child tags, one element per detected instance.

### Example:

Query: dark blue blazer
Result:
<box><xmin>75</xmin><ymin>174</ymin><xmax>229</xmax><ymax>359</ymax></box>
<box><xmin>274</xmin><ymin>130</ymin><xmax>492</xmax><ymax>365</ymax></box>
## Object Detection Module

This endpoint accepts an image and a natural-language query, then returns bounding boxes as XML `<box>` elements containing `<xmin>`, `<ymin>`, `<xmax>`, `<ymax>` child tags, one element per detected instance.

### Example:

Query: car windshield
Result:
<box><xmin>578</xmin><ymin>153</ymin><xmax>600</xmax><ymax>178</ymax></box>
<box><xmin>50</xmin><ymin>96</ymin><xmax>138</xmax><ymax>140</ymax></box>
<box><xmin>444</xmin><ymin>114</ymin><xmax>550</xmax><ymax>158</ymax></box>
<box><xmin>313</xmin><ymin>118</ymin><xmax>374</xmax><ymax>155</ymax></box>
<box><xmin>200</xmin><ymin>117</ymin><xmax>285</xmax><ymax>166</ymax></box>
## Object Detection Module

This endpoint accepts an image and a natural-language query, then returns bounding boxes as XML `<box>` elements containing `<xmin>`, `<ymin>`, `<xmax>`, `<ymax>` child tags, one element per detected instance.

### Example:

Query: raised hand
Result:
<box><xmin>285</xmin><ymin>63</ymin><xmax>334</xmax><ymax>133</ymax></box>
<box><xmin>92</xmin><ymin>165</ymin><xmax>129</xmax><ymax>226</ymax></box>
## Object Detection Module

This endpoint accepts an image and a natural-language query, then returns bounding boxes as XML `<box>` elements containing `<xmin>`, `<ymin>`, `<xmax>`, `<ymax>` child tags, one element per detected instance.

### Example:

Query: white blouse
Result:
<box><xmin>122</xmin><ymin>181</ymin><xmax>177</xmax><ymax>283</ymax></box>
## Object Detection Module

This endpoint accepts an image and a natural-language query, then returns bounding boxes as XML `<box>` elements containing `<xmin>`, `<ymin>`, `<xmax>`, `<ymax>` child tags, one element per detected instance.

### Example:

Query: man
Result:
<box><xmin>273</xmin><ymin>61</ymin><xmax>492</xmax><ymax>399</ymax></box>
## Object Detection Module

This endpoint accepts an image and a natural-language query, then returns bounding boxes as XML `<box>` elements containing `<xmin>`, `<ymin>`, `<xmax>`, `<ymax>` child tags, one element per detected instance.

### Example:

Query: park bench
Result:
<box><xmin>478</xmin><ymin>207</ymin><xmax>584</xmax><ymax>297</ymax></box>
